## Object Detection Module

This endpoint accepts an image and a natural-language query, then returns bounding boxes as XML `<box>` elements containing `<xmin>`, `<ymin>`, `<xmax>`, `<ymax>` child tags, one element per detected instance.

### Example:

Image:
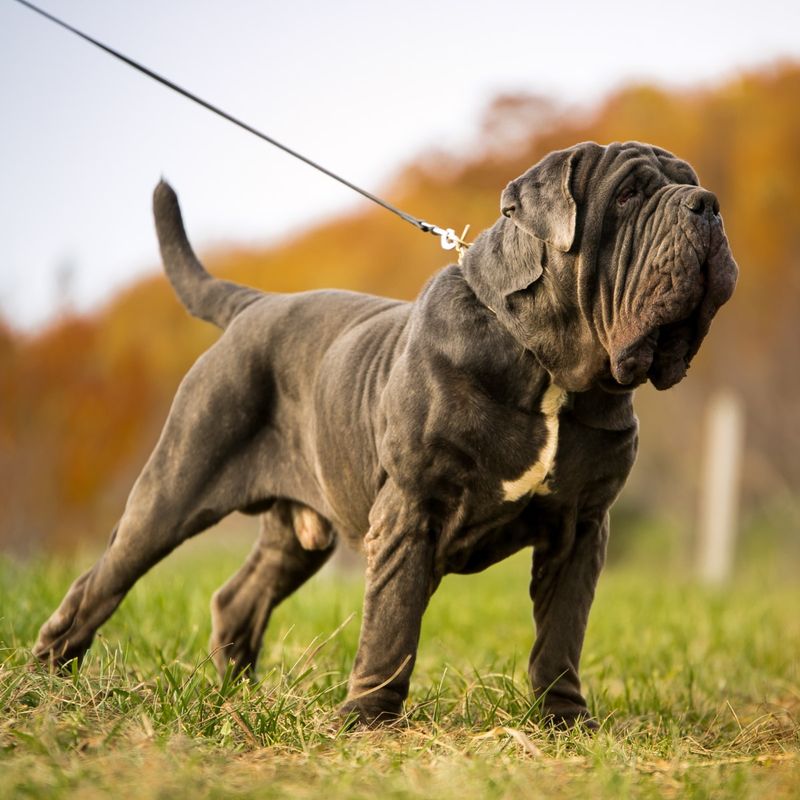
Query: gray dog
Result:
<box><xmin>34</xmin><ymin>141</ymin><xmax>738</xmax><ymax>728</ymax></box>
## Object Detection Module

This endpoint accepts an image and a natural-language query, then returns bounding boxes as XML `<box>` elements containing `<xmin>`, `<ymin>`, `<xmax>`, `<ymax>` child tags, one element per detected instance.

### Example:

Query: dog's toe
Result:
<box><xmin>542</xmin><ymin>710</ymin><xmax>601</xmax><ymax>734</ymax></box>
<box><xmin>336</xmin><ymin>698</ymin><xmax>404</xmax><ymax>730</ymax></box>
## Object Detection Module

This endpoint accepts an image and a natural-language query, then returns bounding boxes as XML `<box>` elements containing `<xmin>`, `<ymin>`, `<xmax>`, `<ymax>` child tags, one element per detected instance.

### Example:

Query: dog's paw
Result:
<box><xmin>31</xmin><ymin>633</ymin><xmax>87</xmax><ymax>673</ymax></box>
<box><xmin>32</xmin><ymin>619</ymin><xmax>92</xmax><ymax>672</ymax></box>
<box><xmin>32</xmin><ymin>571</ymin><xmax>99</xmax><ymax>670</ymax></box>
<box><xmin>541</xmin><ymin>709</ymin><xmax>601</xmax><ymax>734</ymax></box>
<box><xmin>335</xmin><ymin>697</ymin><xmax>404</xmax><ymax>730</ymax></box>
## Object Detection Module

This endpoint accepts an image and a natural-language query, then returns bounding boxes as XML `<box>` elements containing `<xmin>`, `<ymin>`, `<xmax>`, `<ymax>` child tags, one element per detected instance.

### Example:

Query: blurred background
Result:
<box><xmin>1</xmin><ymin>1</ymin><xmax>798</xmax><ymax>576</ymax></box>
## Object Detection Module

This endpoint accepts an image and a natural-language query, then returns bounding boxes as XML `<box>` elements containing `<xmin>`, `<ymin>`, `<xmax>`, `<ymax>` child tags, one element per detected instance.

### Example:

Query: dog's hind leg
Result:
<box><xmin>210</xmin><ymin>501</ymin><xmax>335</xmax><ymax>679</ymax></box>
<box><xmin>33</xmin><ymin>331</ymin><xmax>281</xmax><ymax>668</ymax></box>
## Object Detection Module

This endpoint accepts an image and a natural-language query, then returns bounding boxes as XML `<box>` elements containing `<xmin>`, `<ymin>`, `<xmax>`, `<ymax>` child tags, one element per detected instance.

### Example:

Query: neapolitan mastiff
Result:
<box><xmin>34</xmin><ymin>141</ymin><xmax>738</xmax><ymax>728</ymax></box>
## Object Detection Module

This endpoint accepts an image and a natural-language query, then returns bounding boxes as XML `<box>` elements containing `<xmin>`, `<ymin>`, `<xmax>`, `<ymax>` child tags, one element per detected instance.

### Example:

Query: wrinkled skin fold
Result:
<box><xmin>33</xmin><ymin>141</ymin><xmax>737</xmax><ymax>730</ymax></box>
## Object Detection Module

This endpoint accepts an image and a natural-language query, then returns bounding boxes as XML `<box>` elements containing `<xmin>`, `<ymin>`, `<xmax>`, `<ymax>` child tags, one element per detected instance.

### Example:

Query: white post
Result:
<box><xmin>697</xmin><ymin>389</ymin><xmax>745</xmax><ymax>584</ymax></box>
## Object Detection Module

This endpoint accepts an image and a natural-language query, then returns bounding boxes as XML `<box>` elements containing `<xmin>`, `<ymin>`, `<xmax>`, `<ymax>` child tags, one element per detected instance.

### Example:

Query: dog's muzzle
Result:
<box><xmin>608</xmin><ymin>190</ymin><xmax>737</xmax><ymax>391</ymax></box>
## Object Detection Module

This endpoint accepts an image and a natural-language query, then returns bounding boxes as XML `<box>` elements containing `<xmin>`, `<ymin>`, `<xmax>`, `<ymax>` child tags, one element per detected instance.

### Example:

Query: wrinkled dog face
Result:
<box><xmin>495</xmin><ymin>141</ymin><xmax>738</xmax><ymax>392</ymax></box>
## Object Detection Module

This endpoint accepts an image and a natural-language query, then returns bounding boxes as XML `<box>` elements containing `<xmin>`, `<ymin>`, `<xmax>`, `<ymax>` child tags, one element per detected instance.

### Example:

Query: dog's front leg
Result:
<box><xmin>528</xmin><ymin>512</ymin><xmax>609</xmax><ymax>729</ymax></box>
<box><xmin>339</xmin><ymin>482</ymin><xmax>437</xmax><ymax>726</ymax></box>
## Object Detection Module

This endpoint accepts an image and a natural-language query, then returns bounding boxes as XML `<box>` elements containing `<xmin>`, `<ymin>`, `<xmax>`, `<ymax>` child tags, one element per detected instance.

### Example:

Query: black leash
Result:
<box><xmin>12</xmin><ymin>0</ymin><xmax>471</xmax><ymax>256</ymax></box>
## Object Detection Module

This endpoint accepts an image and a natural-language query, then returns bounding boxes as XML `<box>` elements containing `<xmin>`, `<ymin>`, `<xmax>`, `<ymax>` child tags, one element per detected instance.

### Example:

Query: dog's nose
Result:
<box><xmin>501</xmin><ymin>182</ymin><xmax>518</xmax><ymax>218</ymax></box>
<box><xmin>684</xmin><ymin>188</ymin><xmax>719</xmax><ymax>215</ymax></box>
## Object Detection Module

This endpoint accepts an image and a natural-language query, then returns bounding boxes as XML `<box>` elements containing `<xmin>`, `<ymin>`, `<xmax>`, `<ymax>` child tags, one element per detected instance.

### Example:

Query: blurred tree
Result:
<box><xmin>1</xmin><ymin>62</ymin><xmax>798</xmax><ymax>552</ymax></box>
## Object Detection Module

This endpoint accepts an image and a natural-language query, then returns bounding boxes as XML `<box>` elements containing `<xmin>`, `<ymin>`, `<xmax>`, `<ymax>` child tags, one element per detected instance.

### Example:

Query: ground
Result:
<box><xmin>1</xmin><ymin>524</ymin><xmax>798</xmax><ymax>799</ymax></box>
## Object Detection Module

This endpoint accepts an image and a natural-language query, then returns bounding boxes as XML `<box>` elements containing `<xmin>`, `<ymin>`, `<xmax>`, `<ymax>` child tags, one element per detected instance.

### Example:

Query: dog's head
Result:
<box><xmin>464</xmin><ymin>141</ymin><xmax>738</xmax><ymax>392</ymax></box>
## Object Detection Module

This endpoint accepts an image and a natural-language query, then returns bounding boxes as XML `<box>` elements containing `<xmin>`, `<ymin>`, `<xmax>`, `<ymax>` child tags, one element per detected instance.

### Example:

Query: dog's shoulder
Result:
<box><xmin>379</xmin><ymin>265</ymin><xmax>550</xmax><ymax>450</ymax></box>
<box><xmin>409</xmin><ymin>265</ymin><xmax>524</xmax><ymax>374</ymax></box>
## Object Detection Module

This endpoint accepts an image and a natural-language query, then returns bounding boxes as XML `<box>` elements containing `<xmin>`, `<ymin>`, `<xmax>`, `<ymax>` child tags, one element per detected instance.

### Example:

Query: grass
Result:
<box><xmin>1</xmin><ymin>529</ymin><xmax>798</xmax><ymax>799</ymax></box>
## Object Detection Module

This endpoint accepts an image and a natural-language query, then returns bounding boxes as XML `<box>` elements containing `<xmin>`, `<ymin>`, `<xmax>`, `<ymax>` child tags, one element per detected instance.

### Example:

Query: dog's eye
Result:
<box><xmin>617</xmin><ymin>189</ymin><xmax>637</xmax><ymax>206</ymax></box>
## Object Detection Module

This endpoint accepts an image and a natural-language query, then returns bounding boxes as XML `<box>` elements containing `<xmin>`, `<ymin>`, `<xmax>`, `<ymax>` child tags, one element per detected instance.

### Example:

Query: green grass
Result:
<box><xmin>1</xmin><ymin>533</ymin><xmax>798</xmax><ymax>799</ymax></box>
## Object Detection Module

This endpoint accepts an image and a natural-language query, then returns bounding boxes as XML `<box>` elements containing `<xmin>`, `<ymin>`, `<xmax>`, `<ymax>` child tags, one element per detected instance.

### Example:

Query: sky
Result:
<box><xmin>1</xmin><ymin>0</ymin><xmax>799</xmax><ymax>330</ymax></box>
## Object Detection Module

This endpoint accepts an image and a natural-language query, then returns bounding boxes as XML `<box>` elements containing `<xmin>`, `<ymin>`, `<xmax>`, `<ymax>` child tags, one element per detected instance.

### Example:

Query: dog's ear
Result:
<box><xmin>501</xmin><ymin>148</ymin><xmax>577</xmax><ymax>253</ymax></box>
<box><xmin>462</xmin><ymin>222</ymin><xmax>544</xmax><ymax>302</ymax></box>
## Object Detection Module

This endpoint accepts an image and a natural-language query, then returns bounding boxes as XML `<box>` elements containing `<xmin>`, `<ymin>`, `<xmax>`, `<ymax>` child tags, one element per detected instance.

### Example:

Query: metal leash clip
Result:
<box><xmin>438</xmin><ymin>228</ymin><xmax>460</xmax><ymax>251</ymax></box>
<box><xmin>423</xmin><ymin>223</ymin><xmax>472</xmax><ymax>263</ymax></box>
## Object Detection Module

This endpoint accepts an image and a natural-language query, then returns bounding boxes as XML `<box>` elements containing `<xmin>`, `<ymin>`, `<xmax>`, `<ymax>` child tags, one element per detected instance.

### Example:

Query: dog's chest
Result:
<box><xmin>501</xmin><ymin>383</ymin><xmax>567</xmax><ymax>502</ymax></box>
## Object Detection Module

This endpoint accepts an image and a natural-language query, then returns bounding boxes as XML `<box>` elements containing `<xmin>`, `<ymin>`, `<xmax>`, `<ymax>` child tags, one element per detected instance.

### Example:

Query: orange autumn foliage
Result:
<box><xmin>2</xmin><ymin>62</ymin><xmax>799</xmax><ymax>552</ymax></box>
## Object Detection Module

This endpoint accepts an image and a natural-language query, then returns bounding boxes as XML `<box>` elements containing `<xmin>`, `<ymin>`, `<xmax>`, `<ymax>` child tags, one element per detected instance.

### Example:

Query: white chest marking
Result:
<box><xmin>502</xmin><ymin>382</ymin><xmax>567</xmax><ymax>502</ymax></box>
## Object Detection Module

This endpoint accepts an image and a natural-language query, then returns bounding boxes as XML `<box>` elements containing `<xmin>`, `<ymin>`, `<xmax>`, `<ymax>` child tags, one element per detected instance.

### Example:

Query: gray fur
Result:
<box><xmin>33</xmin><ymin>142</ymin><xmax>738</xmax><ymax>729</ymax></box>
<box><xmin>154</xmin><ymin>183</ymin><xmax>262</xmax><ymax>328</ymax></box>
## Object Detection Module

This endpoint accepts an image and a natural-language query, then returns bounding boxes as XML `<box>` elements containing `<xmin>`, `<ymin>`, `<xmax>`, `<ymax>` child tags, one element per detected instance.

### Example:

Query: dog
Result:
<box><xmin>33</xmin><ymin>141</ymin><xmax>738</xmax><ymax>728</ymax></box>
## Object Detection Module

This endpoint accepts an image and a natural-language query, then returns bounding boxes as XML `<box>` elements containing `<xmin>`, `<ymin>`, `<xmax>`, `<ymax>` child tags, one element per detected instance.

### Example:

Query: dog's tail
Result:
<box><xmin>153</xmin><ymin>180</ymin><xmax>263</xmax><ymax>329</ymax></box>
